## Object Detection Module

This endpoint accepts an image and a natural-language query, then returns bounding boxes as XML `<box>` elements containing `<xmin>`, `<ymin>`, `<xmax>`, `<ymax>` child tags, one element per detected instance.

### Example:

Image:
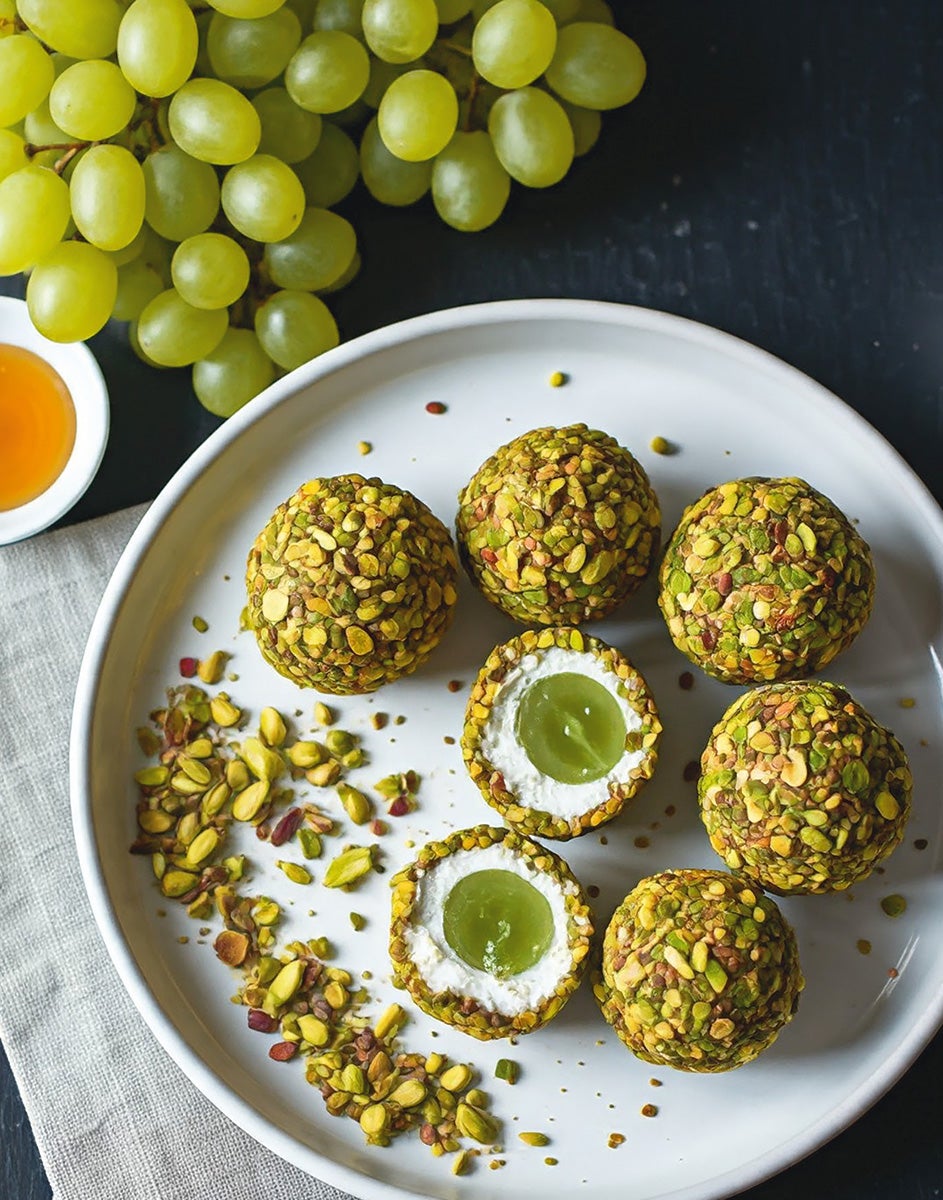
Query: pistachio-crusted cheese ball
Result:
<box><xmin>389</xmin><ymin>825</ymin><xmax>593</xmax><ymax>1040</ymax></box>
<box><xmin>699</xmin><ymin>681</ymin><xmax>912</xmax><ymax>894</ymax></box>
<box><xmin>246</xmin><ymin>475</ymin><xmax>458</xmax><ymax>694</ymax></box>
<box><xmin>462</xmin><ymin>627</ymin><xmax>661</xmax><ymax>840</ymax></box>
<box><xmin>596</xmin><ymin>869</ymin><xmax>803</xmax><ymax>1072</ymax></box>
<box><xmin>658</xmin><ymin>477</ymin><xmax>874</xmax><ymax>683</ymax></box>
<box><xmin>456</xmin><ymin>424</ymin><xmax>660</xmax><ymax>626</ymax></box>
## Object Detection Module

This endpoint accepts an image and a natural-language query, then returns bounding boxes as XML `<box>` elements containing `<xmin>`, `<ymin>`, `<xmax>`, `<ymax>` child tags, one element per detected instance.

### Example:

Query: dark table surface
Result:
<box><xmin>4</xmin><ymin>2</ymin><xmax>943</xmax><ymax>1197</ymax></box>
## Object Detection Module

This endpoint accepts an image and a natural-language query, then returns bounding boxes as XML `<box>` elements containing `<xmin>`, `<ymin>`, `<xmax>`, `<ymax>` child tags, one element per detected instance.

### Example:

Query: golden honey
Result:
<box><xmin>0</xmin><ymin>343</ymin><xmax>76</xmax><ymax>511</ymax></box>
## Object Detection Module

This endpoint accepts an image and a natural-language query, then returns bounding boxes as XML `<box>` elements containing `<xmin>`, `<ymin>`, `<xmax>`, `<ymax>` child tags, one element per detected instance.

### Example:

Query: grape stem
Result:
<box><xmin>24</xmin><ymin>141</ymin><xmax>93</xmax><ymax>174</ymax></box>
<box><xmin>438</xmin><ymin>39</ymin><xmax>473</xmax><ymax>58</ymax></box>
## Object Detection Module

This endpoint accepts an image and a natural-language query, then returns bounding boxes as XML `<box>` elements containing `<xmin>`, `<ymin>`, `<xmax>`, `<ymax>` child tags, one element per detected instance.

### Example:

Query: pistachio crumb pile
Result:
<box><xmin>131</xmin><ymin>685</ymin><xmax>499</xmax><ymax>1162</ymax></box>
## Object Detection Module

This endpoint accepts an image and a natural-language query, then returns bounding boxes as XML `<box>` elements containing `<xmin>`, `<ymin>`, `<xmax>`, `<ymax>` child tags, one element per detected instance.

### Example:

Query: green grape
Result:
<box><xmin>545</xmin><ymin>23</ymin><xmax>646</xmax><ymax>110</ymax></box>
<box><xmin>0</xmin><ymin>130</ymin><xmax>27</xmax><ymax>183</ymax></box>
<box><xmin>112</xmin><ymin>256</ymin><xmax>164</xmax><ymax>320</ymax></box>
<box><xmin>143</xmin><ymin>143</ymin><xmax>221</xmax><ymax>241</ymax></box>
<box><xmin>50</xmin><ymin>52</ymin><xmax>80</xmax><ymax>77</ymax></box>
<box><xmin>285</xmin><ymin>32</ymin><xmax>370</xmax><ymax>114</ymax></box>
<box><xmin>206</xmin><ymin>8</ymin><xmax>301</xmax><ymax>89</ymax></box>
<box><xmin>560</xmin><ymin>97</ymin><xmax>601</xmax><ymax>155</ymax></box>
<box><xmin>220</xmin><ymin>155</ymin><xmax>305</xmax><ymax>242</ymax></box>
<box><xmin>470</xmin><ymin>0</ymin><xmax>498</xmax><ymax>17</ymax></box>
<box><xmin>263</xmin><ymin>206</ymin><xmax>356</xmax><ymax>291</ymax></box>
<box><xmin>362</xmin><ymin>0</ymin><xmax>438</xmax><ymax>63</ymax></box>
<box><xmin>128</xmin><ymin>321</ymin><xmax>167</xmax><ymax>368</ymax></box>
<box><xmin>171</xmin><ymin>232</ymin><xmax>250</xmax><ymax>309</ymax></box>
<box><xmin>106</xmin><ymin>222</ymin><xmax>151</xmax><ymax>268</ymax></box>
<box><xmin>17</xmin><ymin>0</ymin><xmax>123</xmax><ymax>58</ymax></box>
<box><xmin>538</xmin><ymin>0</ymin><xmax>578</xmax><ymax>19</ymax></box>
<box><xmin>253</xmin><ymin>88</ymin><xmax>322</xmax><ymax>164</ymax></box>
<box><xmin>362</xmin><ymin>56</ymin><xmax>414</xmax><ymax>108</ymax></box>
<box><xmin>488</xmin><ymin>87</ymin><xmax>573</xmax><ymax>187</ymax></box>
<box><xmin>254</xmin><ymin>288</ymin><xmax>339</xmax><ymax>370</ymax></box>
<box><xmin>193</xmin><ymin>327</ymin><xmax>275</xmax><ymax>416</ymax></box>
<box><xmin>294</xmin><ymin>121</ymin><xmax>359</xmax><ymax>208</ymax></box>
<box><xmin>471</xmin><ymin>0</ymin><xmax>556</xmax><ymax>89</ymax></box>
<box><xmin>378</xmin><ymin>69</ymin><xmax>458</xmax><ymax>161</ymax></box>
<box><xmin>566</xmin><ymin>0</ymin><xmax>613</xmax><ymax>23</ymax></box>
<box><xmin>69</xmin><ymin>144</ymin><xmax>146</xmax><ymax>252</ymax></box>
<box><xmin>0</xmin><ymin>165</ymin><xmax>71</xmax><ymax>275</ymax></box>
<box><xmin>168</xmin><ymin>79</ymin><xmax>262</xmax><ymax>165</ymax></box>
<box><xmin>23</xmin><ymin>99</ymin><xmax>69</xmax><ymax>148</ymax></box>
<box><xmin>436</xmin><ymin>0</ymin><xmax>472</xmax><ymax>21</ymax></box>
<box><xmin>312</xmin><ymin>0</ymin><xmax>365</xmax><ymax>36</ymax></box>
<box><xmin>0</xmin><ymin>36</ymin><xmax>54</xmax><ymax>128</ymax></box>
<box><xmin>194</xmin><ymin>8</ymin><xmax>215</xmax><ymax>78</ymax></box>
<box><xmin>328</xmin><ymin>97</ymin><xmax>372</xmax><ymax>129</ymax></box>
<box><xmin>206</xmin><ymin>0</ymin><xmax>285</xmax><ymax>16</ymax></box>
<box><xmin>0</xmin><ymin>0</ymin><xmax>15</xmax><ymax>37</ymax></box>
<box><xmin>360</xmin><ymin>116</ymin><xmax>431</xmax><ymax>205</ymax></box>
<box><xmin>137</xmin><ymin>288</ymin><xmax>228</xmax><ymax>366</ymax></box>
<box><xmin>49</xmin><ymin>60</ymin><xmax>136</xmax><ymax>142</ymax></box>
<box><xmin>284</xmin><ymin>0</ymin><xmax>317</xmax><ymax>24</ymax></box>
<box><xmin>431</xmin><ymin>130</ymin><xmax>510</xmax><ymax>231</ymax></box>
<box><xmin>118</xmin><ymin>0</ymin><xmax>199</xmax><ymax>96</ymax></box>
<box><xmin>318</xmin><ymin>249</ymin><xmax>360</xmax><ymax>294</ymax></box>
<box><xmin>26</xmin><ymin>241</ymin><xmax>117</xmax><ymax>342</ymax></box>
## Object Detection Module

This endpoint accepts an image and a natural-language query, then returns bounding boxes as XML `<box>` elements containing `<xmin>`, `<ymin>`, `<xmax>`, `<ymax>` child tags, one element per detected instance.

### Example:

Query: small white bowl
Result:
<box><xmin>0</xmin><ymin>295</ymin><xmax>110</xmax><ymax>545</ymax></box>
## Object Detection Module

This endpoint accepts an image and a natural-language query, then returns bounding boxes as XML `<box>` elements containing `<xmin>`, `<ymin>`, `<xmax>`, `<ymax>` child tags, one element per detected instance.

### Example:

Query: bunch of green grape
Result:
<box><xmin>0</xmin><ymin>0</ymin><xmax>644</xmax><ymax>416</ymax></box>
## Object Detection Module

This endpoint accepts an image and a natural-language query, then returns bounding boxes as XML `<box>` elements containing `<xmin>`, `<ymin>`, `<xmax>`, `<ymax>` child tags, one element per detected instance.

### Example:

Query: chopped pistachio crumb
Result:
<box><xmin>607</xmin><ymin>1133</ymin><xmax>626</xmax><ymax>1149</ymax></box>
<box><xmin>649</xmin><ymin>435</ymin><xmax>678</xmax><ymax>455</ymax></box>
<box><xmin>349</xmin><ymin>912</ymin><xmax>366</xmax><ymax>931</ymax></box>
<box><xmin>880</xmin><ymin>894</ymin><xmax>907</xmax><ymax>918</ymax></box>
<box><xmin>899</xmin><ymin>697</ymin><xmax>916</xmax><ymax>708</ymax></box>
<box><xmin>641</xmin><ymin>1104</ymin><xmax>658</xmax><ymax>1117</ymax></box>
<box><xmin>649</xmin><ymin>1078</ymin><xmax>662</xmax><ymax>1087</ymax></box>
<box><xmin>519</xmin><ymin>1131</ymin><xmax>549</xmax><ymax>1147</ymax></box>
<box><xmin>856</xmin><ymin>938</ymin><xmax>872</xmax><ymax>955</ymax></box>
<box><xmin>357</xmin><ymin>440</ymin><xmax>372</xmax><ymax>456</ymax></box>
<box><xmin>544</xmin><ymin>1157</ymin><xmax>558</xmax><ymax>1166</ymax></box>
<box><xmin>192</xmin><ymin>615</ymin><xmax>209</xmax><ymax>632</ymax></box>
<box><xmin>494</xmin><ymin>1058</ymin><xmax>519</xmax><ymax>1084</ymax></box>
<box><xmin>548</xmin><ymin>370</ymin><xmax>568</xmax><ymax>387</ymax></box>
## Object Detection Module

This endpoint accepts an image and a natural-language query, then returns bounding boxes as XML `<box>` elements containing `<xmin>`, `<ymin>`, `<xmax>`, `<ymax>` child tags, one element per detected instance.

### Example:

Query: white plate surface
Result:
<box><xmin>71</xmin><ymin>300</ymin><xmax>943</xmax><ymax>1200</ymax></box>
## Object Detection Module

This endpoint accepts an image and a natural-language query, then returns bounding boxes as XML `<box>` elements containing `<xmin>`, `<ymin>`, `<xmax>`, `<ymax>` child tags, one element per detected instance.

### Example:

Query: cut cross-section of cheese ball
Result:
<box><xmin>658</xmin><ymin>477</ymin><xmax>874</xmax><ymax>684</ymax></box>
<box><xmin>389</xmin><ymin>825</ymin><xmax>593</xmax><ymax>1040</ymax></box>
<box><xmin>462</xmin><ymin>628</ymin><xmax>661</xmax><ymax>840</ymax></box>
<box><xmin>456</xmin><ymin>424</ymin><xmax>661</xmax><ymax>626</ymax></box>
<box><xmin>699</xmin><ymin>680</ymin><xmax>912</xmax><ymax>894</ymax></box>
<box><xmin>595</xmin><ymin>868</ymin><xmax>803</xmax><ymax>1072</ymax></box>
<box><xmin>245</xmin><ymin>475</ymin><xmax>458</xmax><ymax>694</ymax></box>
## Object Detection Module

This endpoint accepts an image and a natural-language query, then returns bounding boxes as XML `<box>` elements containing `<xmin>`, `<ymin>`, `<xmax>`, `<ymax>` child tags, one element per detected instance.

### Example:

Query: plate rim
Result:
<box><xmin>69</xmin><ymin>297</ymin><xmax>943</xmax><ymax>1200</ymax></box>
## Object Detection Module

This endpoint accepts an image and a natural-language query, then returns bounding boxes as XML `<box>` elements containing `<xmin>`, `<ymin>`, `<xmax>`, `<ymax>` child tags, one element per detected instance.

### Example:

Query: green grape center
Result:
<box><xmin>442</xmin><ymin>869</ymin><xmax>554</xmax><ymax>978</ymax></box>
<box><xmin>515</xmin><ymin>671</ymin><xmax>626</xmax><ymax>785</ymax></box>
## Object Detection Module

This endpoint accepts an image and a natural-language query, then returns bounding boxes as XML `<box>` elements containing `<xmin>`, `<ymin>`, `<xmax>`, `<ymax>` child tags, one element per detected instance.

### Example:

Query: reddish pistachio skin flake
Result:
<box><xmin>658</xmin><ymin>477</ymin><xmax>874</xmax><ymax>684</ymax></box>
<box><xmin>699</xmin><ymin>681</ymin><xmax>912</xmax><ymax>895</ymax></box>
<box><xmin>246</xmin><ymin>475</ymin><xmax>458</xmax><ymax>694</ymax></box>
<box><xmin>595</xmin><ymin>868</ymin><xmax>803</xmax><ymax>1072</ymax></box>
<box><xmin>456</xmin><ymin>424</ymin><xmax>661</xmax><ymax>626</ymax></box>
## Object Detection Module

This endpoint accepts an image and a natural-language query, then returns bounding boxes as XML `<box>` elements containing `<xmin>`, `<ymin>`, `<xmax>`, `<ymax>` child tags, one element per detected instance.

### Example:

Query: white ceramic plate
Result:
<box><xmin>0</xmin><ymin>295</ymin><xmax>109</xmax><ymax>545</ymax></box>
<box><xmin>71</xmin><ymin>300</ymin><xmax>943</xmax><ymax>1200</ymax></box>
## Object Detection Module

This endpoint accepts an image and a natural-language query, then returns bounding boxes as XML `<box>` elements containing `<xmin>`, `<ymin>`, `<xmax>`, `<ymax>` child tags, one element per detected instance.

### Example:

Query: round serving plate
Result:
<box><xmin>70</xmin><ymin>299</ymin><xmax>943</xmax><ymax>1200</ymax></box>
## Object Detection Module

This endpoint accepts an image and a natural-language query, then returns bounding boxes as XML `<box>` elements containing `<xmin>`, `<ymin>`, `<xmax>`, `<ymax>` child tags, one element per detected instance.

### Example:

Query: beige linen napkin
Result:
<box><xmin>0</xmin><ymin>506</ymin><xmax>355</xmax><ymax>1200</ymax></box>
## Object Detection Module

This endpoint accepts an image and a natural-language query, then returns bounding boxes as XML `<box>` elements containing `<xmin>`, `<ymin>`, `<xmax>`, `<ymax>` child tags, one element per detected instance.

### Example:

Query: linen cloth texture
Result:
<box><xmin>0</xmin><ymin>506</ymin><xmax>356</xmax><ymax>1200</ymax></box>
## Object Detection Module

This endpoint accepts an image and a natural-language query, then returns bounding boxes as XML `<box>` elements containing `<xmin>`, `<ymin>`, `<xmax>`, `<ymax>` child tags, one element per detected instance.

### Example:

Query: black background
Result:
<box><xmin>3</xmin><ymin>3</ymin><xmax>943</xmax><ymax>1197</ymax></box>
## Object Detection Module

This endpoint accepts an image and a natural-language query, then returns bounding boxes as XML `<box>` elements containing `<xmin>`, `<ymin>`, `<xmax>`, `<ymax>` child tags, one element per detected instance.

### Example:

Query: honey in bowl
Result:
<box><xmin>0</xmin><ymin>343</ymin><xmax>76</xmax><ymax>511</ymax></box>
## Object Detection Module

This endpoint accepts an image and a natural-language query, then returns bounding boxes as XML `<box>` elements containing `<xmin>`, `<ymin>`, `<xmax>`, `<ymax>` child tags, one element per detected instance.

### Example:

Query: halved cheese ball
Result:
<box><xmin>389</xmin><ymin>825</ymin><xmax>593</xmax><ymax>1039</ymax></box>
<box><xmin>462</xmin><ymin>627</ymin><xmax>662</xmax><ymax>839</ymax></box>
